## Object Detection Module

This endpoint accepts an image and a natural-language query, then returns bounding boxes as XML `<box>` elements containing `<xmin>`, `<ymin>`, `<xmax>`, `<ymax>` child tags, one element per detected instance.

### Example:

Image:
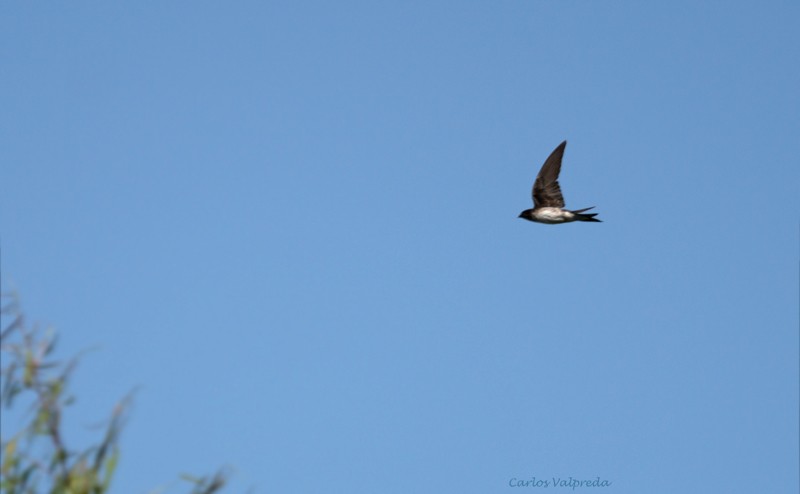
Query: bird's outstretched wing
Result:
<box><xmin>532</xmin><ymin>140</ymin><xmax>567</xmax><ymax>208</ymax></box>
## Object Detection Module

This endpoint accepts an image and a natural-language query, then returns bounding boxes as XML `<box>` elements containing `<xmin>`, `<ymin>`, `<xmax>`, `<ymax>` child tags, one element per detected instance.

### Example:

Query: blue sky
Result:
<box><xmin>1</xmin><ymin>1</ymin><xmax>798</xmax><ymax>493</ymax></box>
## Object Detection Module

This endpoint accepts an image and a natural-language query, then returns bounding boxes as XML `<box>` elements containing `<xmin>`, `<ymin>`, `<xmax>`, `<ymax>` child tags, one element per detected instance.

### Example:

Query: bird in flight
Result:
<box><xmin>518</xmin><ymin>140</ymin><xmax>601</xmax><ymax>224</ymax></box>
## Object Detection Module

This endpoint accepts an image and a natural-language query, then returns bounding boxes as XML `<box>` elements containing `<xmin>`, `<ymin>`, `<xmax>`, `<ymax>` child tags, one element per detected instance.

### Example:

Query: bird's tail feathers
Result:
<box><xmin>569</xmin><ymin>207</ymin><xmax>601</xmax><ymax>222</ymax></box>
<box><xmin>576</xmin><ymin>213</ymin><xmax>601</xmax><ymax>222</ymax></box>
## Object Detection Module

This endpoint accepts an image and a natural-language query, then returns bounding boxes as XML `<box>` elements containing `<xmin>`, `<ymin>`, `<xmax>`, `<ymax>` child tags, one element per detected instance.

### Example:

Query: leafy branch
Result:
<box><xmin>1</xmin><ymin>292</ymin><xmax>230</xmax><ymax>494</ymax></box>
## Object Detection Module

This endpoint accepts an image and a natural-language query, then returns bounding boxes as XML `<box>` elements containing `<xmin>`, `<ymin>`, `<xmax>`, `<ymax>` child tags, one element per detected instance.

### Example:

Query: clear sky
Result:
<box><xmin>1</xmin><ymin>1</ymin><xmax>798</xmax><ymax>493</ymax></box>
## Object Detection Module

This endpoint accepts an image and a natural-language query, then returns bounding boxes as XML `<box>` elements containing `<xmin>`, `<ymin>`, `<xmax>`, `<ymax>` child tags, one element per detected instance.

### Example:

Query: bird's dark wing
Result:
<box><xmin>532</xmin><ymin>140</ymin><xmax>567</xmax><ymax>208</ymax></box>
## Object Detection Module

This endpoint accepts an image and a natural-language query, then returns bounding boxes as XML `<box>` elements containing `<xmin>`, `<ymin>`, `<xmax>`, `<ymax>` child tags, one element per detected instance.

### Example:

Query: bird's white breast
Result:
<box><xmin>532</xmin><ymin>208</ymin><xmax>574</xmax><ymax>224</ymax></box>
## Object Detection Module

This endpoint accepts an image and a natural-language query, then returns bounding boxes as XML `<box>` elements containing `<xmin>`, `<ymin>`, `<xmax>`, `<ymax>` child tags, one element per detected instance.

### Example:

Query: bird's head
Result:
<box><xmin>518</xmin><ymin>209</ymin><xmax>535</xmax><ymax>221</ymax></box>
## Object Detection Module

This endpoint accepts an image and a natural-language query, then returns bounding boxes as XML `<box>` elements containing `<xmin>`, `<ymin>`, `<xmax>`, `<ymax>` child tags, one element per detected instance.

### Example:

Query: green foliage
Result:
<box><xmin>180</xmin><ymin>470</ymin><xmax>231</xmax><ymax>494</ymax></box>
<box><xmin>0</xmin><ymin>293</ymin><xmax>230</xmax><ymax>493</ymax></box>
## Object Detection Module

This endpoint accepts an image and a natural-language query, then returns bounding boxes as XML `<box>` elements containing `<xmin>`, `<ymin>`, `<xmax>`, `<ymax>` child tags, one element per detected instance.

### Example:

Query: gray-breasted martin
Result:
<box><xmin>518</xmin><ymin>141</ymin><xmax>601</xmax><ymax>224</ymax></box>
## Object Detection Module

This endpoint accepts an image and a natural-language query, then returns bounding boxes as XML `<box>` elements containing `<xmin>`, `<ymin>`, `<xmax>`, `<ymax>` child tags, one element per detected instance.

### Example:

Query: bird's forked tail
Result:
<box><xmin>570</xmin><ymin>207</ymin><xmax>602</xmax><ymax>222</ymax></box>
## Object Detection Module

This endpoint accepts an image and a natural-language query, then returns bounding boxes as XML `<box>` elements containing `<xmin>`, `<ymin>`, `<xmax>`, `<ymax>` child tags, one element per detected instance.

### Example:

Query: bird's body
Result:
<box><xmin>518</xmin><ymin>140</ymin><xmax>601</xmax><ymax>225</ymax></box>
<box><xmin>523</xmin><ymin>206</ymin><xmax>581</xmax><ymax>224</ymax></box>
